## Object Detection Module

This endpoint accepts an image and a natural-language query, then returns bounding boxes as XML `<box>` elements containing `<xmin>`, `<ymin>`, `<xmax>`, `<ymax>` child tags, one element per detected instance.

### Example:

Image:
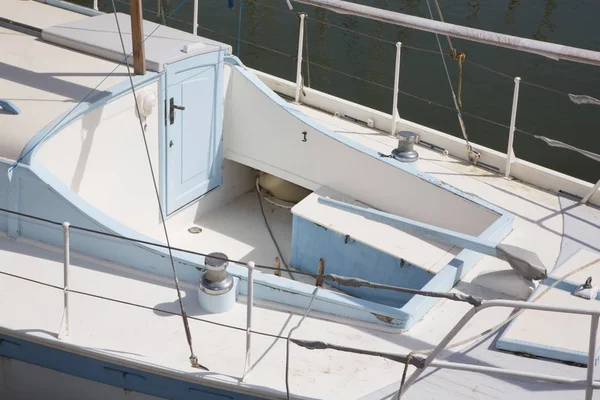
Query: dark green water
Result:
<box><xmin>89</xmin><ymin>0</ymin><xmax>599</xmax><ymax>183</ymax></box>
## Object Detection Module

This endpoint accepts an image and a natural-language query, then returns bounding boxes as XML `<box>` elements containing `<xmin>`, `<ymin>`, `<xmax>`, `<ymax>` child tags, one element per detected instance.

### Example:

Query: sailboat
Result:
<box><xmin>0</xmin><ymin>0</ymin><xmax>599</xmax><ymax>398</ymax></box>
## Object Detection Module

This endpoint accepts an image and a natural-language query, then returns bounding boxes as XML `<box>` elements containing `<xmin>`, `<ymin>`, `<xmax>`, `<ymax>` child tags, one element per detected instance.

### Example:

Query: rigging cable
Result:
<box><xmin>255</xmin><ymin>178</ymin><xmax>296</xmax><ymax>280</ymax></box>
<box><xmin>109</xmin><ymin>0</ymin><xmax>206</xmax><ymax>370</ymax></box>
<box><xmin>225</xmin><ymin>0</ymin><xmax>574</xmax><ymax>98</ymax></box>
<box><xmin>424</xmin><ymin>0</ymin><xmax>480</xmax><ymax>165</ymax></box>
<box><xmin>0</xmin><ymin>206</ymin><xmax>316</xmax><ymax>278</ymax></box>
<box><xmin>395</xmin><ymin>256</ymin><xmax>600</xmax><ymax>398</ymax></box>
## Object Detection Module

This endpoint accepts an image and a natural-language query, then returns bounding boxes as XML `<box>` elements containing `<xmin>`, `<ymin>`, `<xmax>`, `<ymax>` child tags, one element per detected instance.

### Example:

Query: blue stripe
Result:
<box><xmin>0</xmin><ymin>332</ymin><xmax>267</xmax><ymax>399</ymax></box>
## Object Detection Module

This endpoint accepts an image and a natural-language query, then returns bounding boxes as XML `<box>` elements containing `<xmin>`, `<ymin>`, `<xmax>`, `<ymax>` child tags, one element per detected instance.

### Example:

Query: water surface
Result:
<box><xmin>93</xmin><ymin>0</ymin><xmax>600</xmax><ymax>183</ymax></box>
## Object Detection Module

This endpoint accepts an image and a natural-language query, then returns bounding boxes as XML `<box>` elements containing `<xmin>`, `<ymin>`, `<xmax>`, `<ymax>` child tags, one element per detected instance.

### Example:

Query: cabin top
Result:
<box><xmin>2</xmin><ymin>1</ymin><xmax>600</xmax><ymax>399</ymax></box>
<box><xmin>0</xmin><ymin>22</ymin><xmax>126</xmax><ymax>161</ymax></box>
<box><xmin>42</xmin><ymin>13</ymin><xmax>232</xmax><ymax>72</ymax></box>
<box><xmin>0</xmin><ymin>0</ymin><xmax>229</xmax><ymax>162</ymax></box>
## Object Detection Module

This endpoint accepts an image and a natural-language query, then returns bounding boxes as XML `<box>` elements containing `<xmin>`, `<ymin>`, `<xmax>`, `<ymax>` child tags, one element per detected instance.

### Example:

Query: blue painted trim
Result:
<box><xmin>497</xmin><ymin>336</ymin><xmax>599</xmax><ymax>366</ymax></box>
<box><xmin>395</xmin><ymin>220</ymin><xmax>512</xmax><ymax>329</ymax></box>
<box><xmin>163</xmin><ymin>51</ymin><xmax>226</xmax><ymax>214</ymax></box>
<box><xmin>0</xmin><ymin>331</ymin><xmax>267</xmax><ymax>399</ymax></box>
<box><xmin>224</xmin><ymin>57</ymin><xmax>508</xmax><ymax>220</ymax></box>
<box><xmin>158</xmin><ymin>72</ymin><xmax>168</xmax><ymax>219</ymax></box>
<box><xmin>496</xmin><ymin>256</ymin><xmax>600</xmax><ymax>364</ymax></box>
<box><xmin>10</xmin><ymin>160</ymin><xmax>203</xmax><ymax>278</ymax></box>
<box><xmin>19</xmin><ymin>73</ymin><xmax>159</xmax><ymax>165</ymax></box>
<box><xmin>290</xmin><ymin>215</ymin><xmax>434</xmax><ymax>308</ymax></box>
<box><xmin>288</xmin><ymin>202</ymin><xmax>513</xmax><ymax>329</ymax></box>
<box><xmin>401</xmin><ymin>264</ymin><xmax>457</xmax><ymax>328</ymax></box>
<box><xmin>0</xmin><ymin>100</ymin><xmax>21</xmax><ymax>115</ymax></box>
<box><xmin>542</xmin><ymin>278</ymin><xmax>600</xmax><ymax>300</ymax></box>
<box><xmin>543</xmin><ymin>256</ymin><xmax>600</xmax><ymax>298</ymax></box>
<box><xmin>4</xmin><ymin>158</ymin><xmax>405</xmax><ymax>328</ymax></box>
<box><xmin>2</xmin><ymin>55</ymin><xmax>515</xmax><ymax>331</ymax></box>
<box><xmin>6</xmin><ymin>171</ymin><xmax>20</xmax><ymax>239</ymax></box>
<box><xmin>236</xmin><ymin>268</ymin><xmax>408</xmax><ymax>327</ymax></box>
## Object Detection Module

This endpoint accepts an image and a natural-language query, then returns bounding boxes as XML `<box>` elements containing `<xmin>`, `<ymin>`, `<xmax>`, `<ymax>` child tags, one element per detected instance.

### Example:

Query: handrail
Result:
<box><xmin>291</xmin><ymin>0</ymin><xmax>600</xmax><ymax>66</ymax></box>
<box><xmin>398</xmin><ymin>299</ymin><xmax>600</xmax><ymax>399</ymax></box>
<box><xmin>1</xmin><ymin>204</ymin><xmax>599</xmax><ymax>398</ymax></box>
<box><xmin>0</xmin><ymin>206</ymin><xmax>315</xmax><ymax>277</ymax></box>
<box><xmin>40</xmin><ymin>0</ymin><xmax>599</xmax><ymax>201</ymax></box>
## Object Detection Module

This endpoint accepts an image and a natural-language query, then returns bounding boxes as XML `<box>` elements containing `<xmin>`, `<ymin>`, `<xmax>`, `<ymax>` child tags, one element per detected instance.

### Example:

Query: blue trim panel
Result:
<box><xmin>0</xmin><ymin>100</ymin><xmax>21</xmax><ymax>115</ymax></box>
<box><xmin>291</xmin><ymin>215</ymin><xmax>434</xmax><ymax>308</ymax></box>
<box><xmin>497</xmin><ymin>336</ymin><xmax>599</xmax><ymax>366</ymax></box>
<box><xmin>496</xmin><ymin>251</ymin><xmax>600</xmax><ymax>364</ymax></box>
<box><xmin>0</xmin><ymin>332</ymin><xmax>265</xmax><ymax>400</ymax></box>
<box><xmin>1</xmin><ymin>55</ymin><xmax>515</xmax><ymax>331</ymax></box>
<box><xmin>2</xmin><ymin>160</ymin><xmax>407</xmax><ymax>328</ymax></box>
<box><xmin>20</xmin><ymin>73</ymin><xmax>160</xmax><ymax>165</ymax></box>
<box><xmin>158</xmin><ymin>72</ymin><xmax>168</xmax><ymax>219</ymax></box>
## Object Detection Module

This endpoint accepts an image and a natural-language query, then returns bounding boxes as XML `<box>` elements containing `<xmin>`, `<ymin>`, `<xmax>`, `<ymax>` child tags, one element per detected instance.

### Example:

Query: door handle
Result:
<box><xmin>169</xmin><ymin>98</ymin><xmax>185</xmax><ymax>125</ymax></box>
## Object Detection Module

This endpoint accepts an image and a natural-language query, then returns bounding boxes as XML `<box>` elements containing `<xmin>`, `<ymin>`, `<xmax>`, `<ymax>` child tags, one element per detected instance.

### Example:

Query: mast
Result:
<box><xmin>130</xmin><ymin>0</ymin><xmax>146</xmax><ymax>75</ymax></box>
<box><xmin>292</xmin><ymin>0</ymin><xmax>600</xmax><ymax>67</ymax></box>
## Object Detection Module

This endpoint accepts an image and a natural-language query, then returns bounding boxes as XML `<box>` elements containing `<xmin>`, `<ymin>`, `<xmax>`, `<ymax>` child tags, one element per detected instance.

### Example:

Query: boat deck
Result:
<box><xmin>1</xmin><ymin>104</ymin><xmax>599</xmax><ymax>398</ymax></box>
<box><xmin>2</xmin><ymin>1</ymin><xmax>600</xmax><ymax>398</ymax></box>
<box><xmin>0</xmin><ymin>12</ymin><xmax>128</xmax><ymax>161</ymax></box>
<box><xmin>294</xmin><ymin>102</ymin><xmax>600</xmax><ymax>297</ymax></box>
<box><xmin>0</xmin><ymin>230</ymin><xmax>596</xmax><ymax>400</ymax></box>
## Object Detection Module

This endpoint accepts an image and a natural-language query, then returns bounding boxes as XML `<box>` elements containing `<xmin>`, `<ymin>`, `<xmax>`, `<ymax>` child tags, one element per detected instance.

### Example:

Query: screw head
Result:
<box><xmin>188</xmin><ymin>226</ymin><xmax>202</xmax><ymax>234</ymax></box>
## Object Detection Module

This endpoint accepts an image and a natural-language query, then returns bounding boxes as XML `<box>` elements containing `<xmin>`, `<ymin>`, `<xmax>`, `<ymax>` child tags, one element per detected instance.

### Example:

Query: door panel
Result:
<box><xmin>165</xmin><ymin>52</ymin><xmax>223</xmax><ymax>214</ymax></box>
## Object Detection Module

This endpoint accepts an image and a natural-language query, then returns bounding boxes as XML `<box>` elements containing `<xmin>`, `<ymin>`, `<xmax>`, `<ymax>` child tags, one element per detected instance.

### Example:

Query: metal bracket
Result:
<box><xmin>169</xmin><ymin>97</ymin><xmax>185</xmax><ymax>125</ymax></box>
<box><xmin>467</xmin><ymin>145</ymin><xmax>481</xmax><ymax>165</ymax></box>
<box><xmin>0</xmin><ymin>100</ymin><xmax>20</xmax><ymax>115</ymax></box>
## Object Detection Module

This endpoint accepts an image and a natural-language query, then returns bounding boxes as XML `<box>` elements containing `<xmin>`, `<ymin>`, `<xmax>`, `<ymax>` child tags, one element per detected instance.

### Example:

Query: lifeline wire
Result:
<box><xmin>4</xmin><ymin>204</ymin><xmax>594</xmax><ymax>395</ymax></box>
<box><xmin>109</xmin><ymin>0</ymin><xmax>206</xmax><ymax>370</ymax></box>
<box><xmin>1</xmin><ymin>253</ymin><xmax>598</xmax><ymax>398</ymax></box>
<box><xmin>226</xmin><ymin>0</ymin><xmax>574</xmax><ymax>98</ymax></box>
<box><xmin>0</xmin><ymin>206</ymin><xmax>316</xmax><ymax>277</ymax></box>
<box><xmin>0</xmin><ymin>268</ymin><xmax>282</xmax><ymax>341</ymax></box>
<box><xmin>8</xmin><ymin>0</ymin><xmax>190</xmax><ymax>174</ymax></box>
<box><xmin>111</xmin><ymin>0</ymin><xmax>573</xmax><ymax>104</ymax></box>
<box><xmin>3</xmin><ymin>200</ymin><xmax>599</xmax><ymax>311</ymax></box>
<box><xmin>395</xmin><ymin>256</ymin><xmax>600</xmax><ymax>398</ymax></box>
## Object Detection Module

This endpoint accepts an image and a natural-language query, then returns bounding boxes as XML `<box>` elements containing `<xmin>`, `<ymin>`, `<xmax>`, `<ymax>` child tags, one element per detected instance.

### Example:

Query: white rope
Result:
<box><xmin>286</xmin><ymin>287</ymin><xmax>319</xmax><ymax>400</ymax></box>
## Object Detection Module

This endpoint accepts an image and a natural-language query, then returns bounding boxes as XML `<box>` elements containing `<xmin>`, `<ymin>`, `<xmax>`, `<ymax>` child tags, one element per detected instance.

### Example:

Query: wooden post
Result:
<box><xmin>130</xmin><ymin>0</ymin><xmax>146</xmax><ymax>75</ymax></box>
<box><xmin>274</xmin><ymin>257</ymin><xmax>281</xmax><ymax>277</ymax></box>
<box><xmin>316</xmin><ymin>258</ymin><xmax>325</xmax><ymax>287</ymax></box>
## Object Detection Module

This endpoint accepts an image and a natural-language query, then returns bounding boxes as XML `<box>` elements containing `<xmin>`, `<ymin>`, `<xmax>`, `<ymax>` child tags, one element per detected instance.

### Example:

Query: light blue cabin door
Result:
<box><xmin>165</xmin><ymin>52</ymin><xmax>223</xmax><ymax>214</ymax></box>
